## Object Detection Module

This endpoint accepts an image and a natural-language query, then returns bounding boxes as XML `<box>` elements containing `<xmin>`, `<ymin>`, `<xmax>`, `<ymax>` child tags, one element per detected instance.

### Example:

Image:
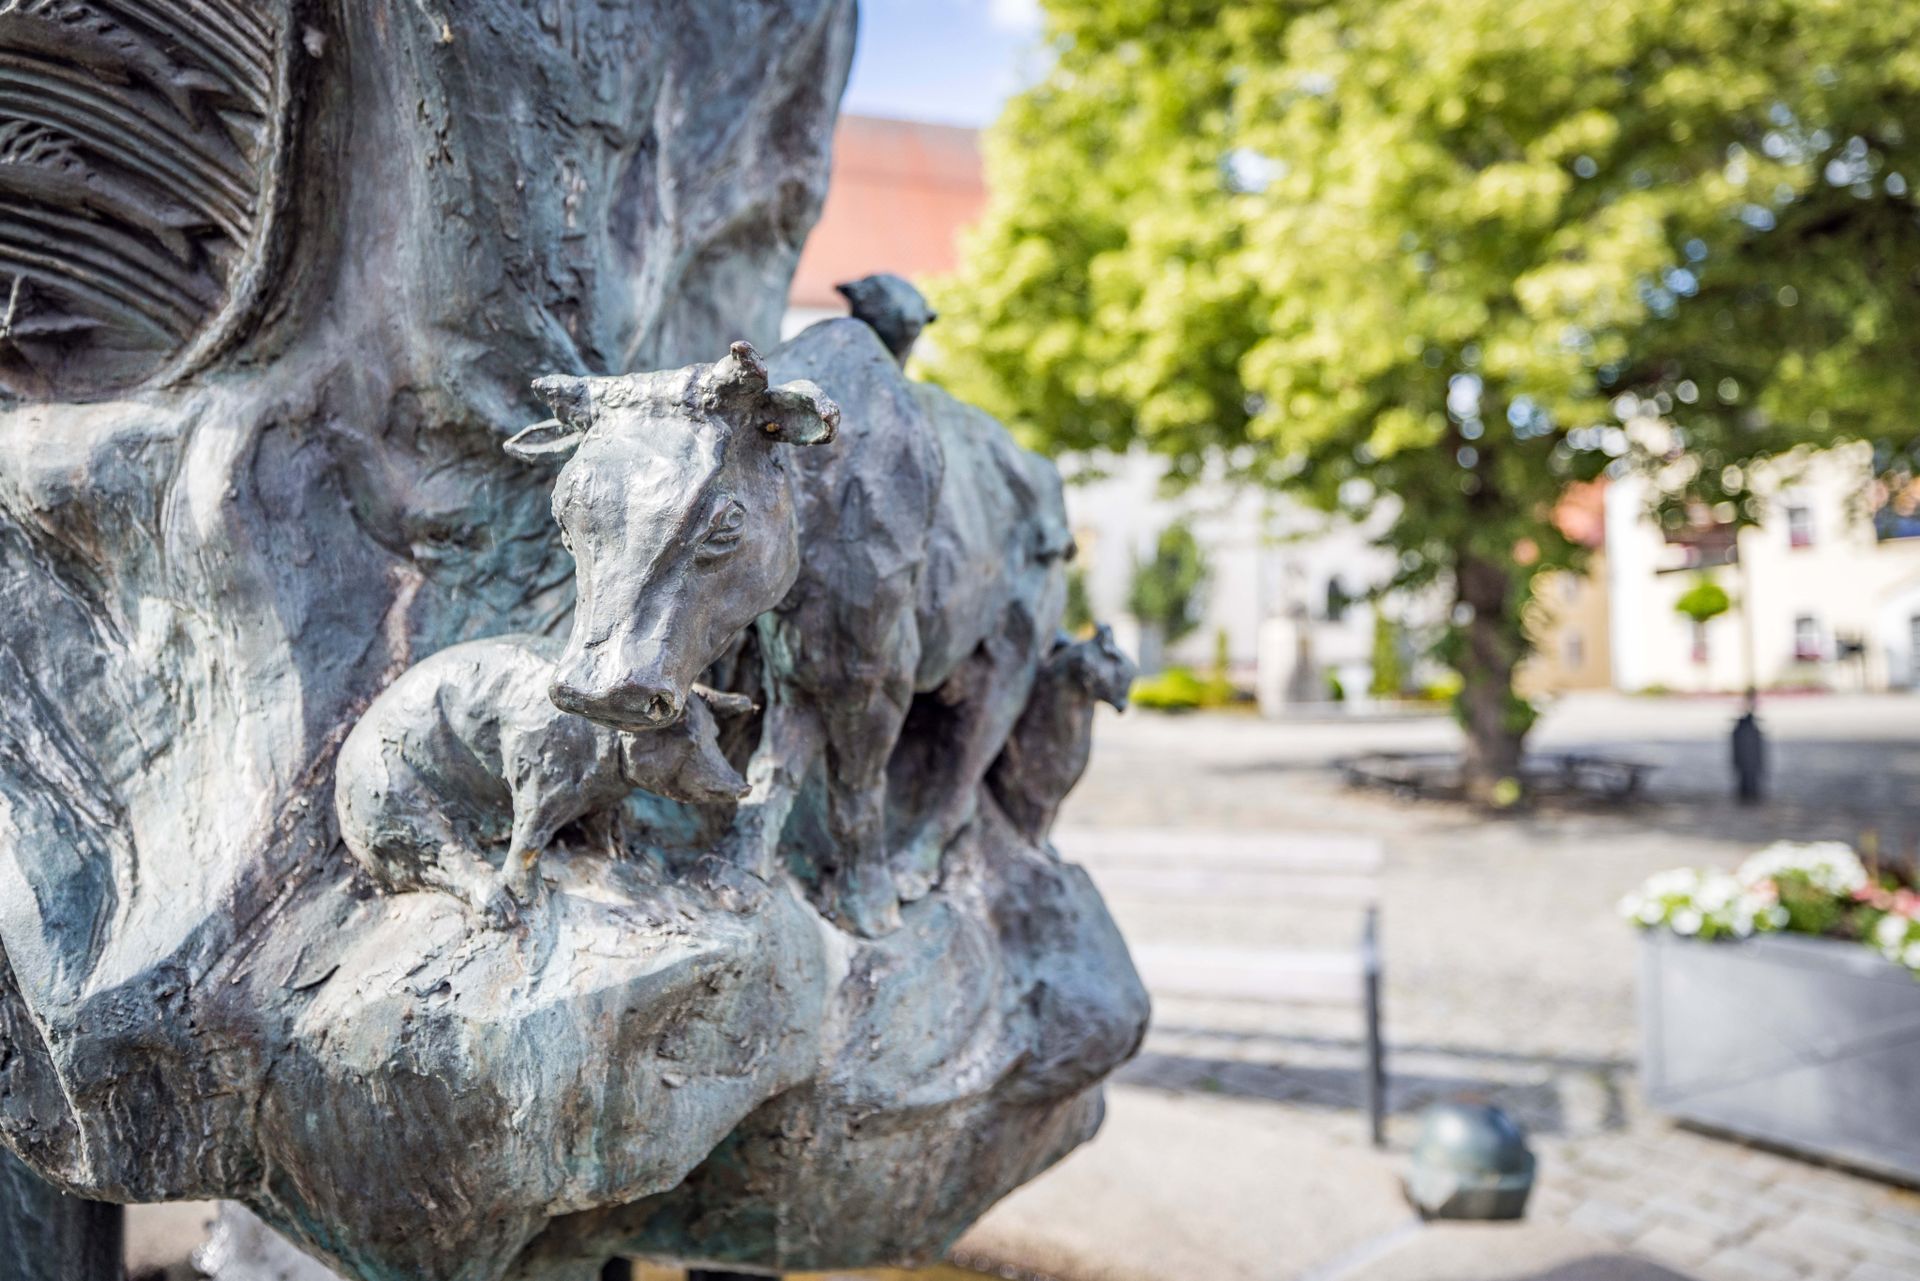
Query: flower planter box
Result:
<box><xmin>1640</xmin><ymin>930</ymin><xmax>1920</xmax><ymax>1185</ymax></box>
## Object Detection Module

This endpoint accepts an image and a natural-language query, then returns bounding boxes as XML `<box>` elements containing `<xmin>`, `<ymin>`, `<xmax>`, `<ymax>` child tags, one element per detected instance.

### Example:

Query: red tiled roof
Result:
<box><xmin>790</xmin><ymin>115</ymin><xmax>987</xmax><ymax>309</ymax></box>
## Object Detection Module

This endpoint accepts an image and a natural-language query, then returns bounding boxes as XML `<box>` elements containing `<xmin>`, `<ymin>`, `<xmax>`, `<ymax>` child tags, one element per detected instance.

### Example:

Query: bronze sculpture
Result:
<box><xmin>0</xmin><ymin>4</ymin><xmax>1145</xmax><ymax>1279</ymax></box>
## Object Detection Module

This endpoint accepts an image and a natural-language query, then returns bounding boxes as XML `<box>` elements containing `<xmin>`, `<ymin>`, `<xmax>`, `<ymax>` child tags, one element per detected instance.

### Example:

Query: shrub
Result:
<box><xmin>1131</xmin><ymin>664</ymin><xmax>1236</xmax><ymax>712</ymax></box>
<box><xmin>1130</xmin><ymin>666</ymin><xmax>1208</xmax><ymax>711</ymax></box>
<box><xmin>1205</xmin><ymin>629</ymin><xmax>1237</xmax><ymax>703</ymax></box>
<box><xmin>1370</xmin><ymin>614</ymin><xmax>1405</xmax><ymax>698</ymax></box>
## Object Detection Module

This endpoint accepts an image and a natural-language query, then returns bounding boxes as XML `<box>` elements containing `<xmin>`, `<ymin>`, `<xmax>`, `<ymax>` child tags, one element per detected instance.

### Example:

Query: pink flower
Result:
<box><xmin>1851</xmin><ymin>884</ymin><xmax>1904</xmax><ymax>912</ymax></box>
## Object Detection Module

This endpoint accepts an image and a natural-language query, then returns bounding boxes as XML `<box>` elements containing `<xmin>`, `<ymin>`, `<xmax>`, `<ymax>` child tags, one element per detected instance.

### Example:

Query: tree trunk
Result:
<box><xmin>1455</xmin><ymin>552</ymin><xmax>1527</xmax><ymax>804</ymax></box>
<box><xmin>0</xmin><ymin>1145</ymin><xmax>123</xmax><ymax>1281</ymax></box>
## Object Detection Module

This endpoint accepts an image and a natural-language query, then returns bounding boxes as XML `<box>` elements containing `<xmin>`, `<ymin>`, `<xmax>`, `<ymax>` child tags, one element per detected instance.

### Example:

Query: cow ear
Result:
<box><xmin>710</xmin><ymin>340</ymin><xmax>837</xmax><ymax>445</ymax></box>
<box><xmin>755</xmin><ymin>379</ymin><xmax>840</xmax><ymax>447</ymax></box>
<box><xmin>503</xmin><ymin>418</ymin><xmax>585</xmax><ymax>464</ymax></box>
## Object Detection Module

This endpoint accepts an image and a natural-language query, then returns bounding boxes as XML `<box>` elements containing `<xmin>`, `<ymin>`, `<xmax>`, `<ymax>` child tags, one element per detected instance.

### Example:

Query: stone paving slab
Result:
<box><xmin>958</xmin><ymin>1085</ymin><xmax>1415</xmax><ymax>1281</ymax></box>
<box><xmin>127</xmin><ymin>1201</ymin><xmax>215</xmax><ymax>1280</ymax></box>
<box><xmin>1337</xmin><ymin>1222</ymin><xmax>1693</xmax><ymax>1281</ymax></box>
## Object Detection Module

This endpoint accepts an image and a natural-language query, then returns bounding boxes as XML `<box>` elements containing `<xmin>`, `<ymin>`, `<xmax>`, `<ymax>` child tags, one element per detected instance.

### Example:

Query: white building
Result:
<box><xmin>1060</xmin><ymin>453</ymin><xmax>1415</xmax><ymax>705</ymax></box>
<box><xmin>1607</xmin><ymin>443</ymin><xmax>1920</xmax><ymax>693</ymax></box>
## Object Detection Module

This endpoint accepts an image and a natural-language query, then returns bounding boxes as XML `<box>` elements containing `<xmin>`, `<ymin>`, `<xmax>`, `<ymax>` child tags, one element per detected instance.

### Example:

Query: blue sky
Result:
<box><xmin>842</xmin><ymin>0</ymin><xmax>1044</xmax><ymax>127</ymax></box>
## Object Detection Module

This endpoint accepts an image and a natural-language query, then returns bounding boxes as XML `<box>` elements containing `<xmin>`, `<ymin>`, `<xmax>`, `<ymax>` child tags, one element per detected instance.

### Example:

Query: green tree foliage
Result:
<box><xmin>1127</xmin><ymin>520</ymin><xmax>1209</xmax><ymax>648</ymax></box>
<box><xmin>1063</xmin><ymin>565</ymin><xmax>1095</xmax><ymax>637</ymax></box>
<box><xmin>930</xmin><ymin>0</ymin><xmax>1920</xmax><ymax>798</ymax></box>
<box><xmin>1207</xmin><ymin>626</ymin><xmax>1236</xmax><ymax>703</ymax></box>
<box><xmin>1370</xmin><ymin>613</ymin><xmax>1406</xmax><ymax>698</ymax></box>
<box><xmin>1673</xmin><ymin>575</ymin><xmax>1733</xmax><ymax>625</ymax></box>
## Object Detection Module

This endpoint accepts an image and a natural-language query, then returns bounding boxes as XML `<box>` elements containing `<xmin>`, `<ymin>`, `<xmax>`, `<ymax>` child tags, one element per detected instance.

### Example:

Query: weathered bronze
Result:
<box><xmin>0</xmin><ymin>5</ymin><xmax>1146</xmax><ymax>1280</ymax></box>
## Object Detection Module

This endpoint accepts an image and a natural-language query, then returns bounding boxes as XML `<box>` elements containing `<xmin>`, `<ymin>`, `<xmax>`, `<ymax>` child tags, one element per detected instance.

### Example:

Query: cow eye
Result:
<box><xmin>700</xmin><ymin>501</ymin><xmax>745</xmax><ymax>558</ymax></box>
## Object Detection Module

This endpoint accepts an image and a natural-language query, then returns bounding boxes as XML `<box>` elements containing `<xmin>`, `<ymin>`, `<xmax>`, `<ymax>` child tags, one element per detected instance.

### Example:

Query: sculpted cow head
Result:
<box><xmin>505</xmin><ymin>342</ymin><xmax>839</xmax><ymax>731</ymax></box>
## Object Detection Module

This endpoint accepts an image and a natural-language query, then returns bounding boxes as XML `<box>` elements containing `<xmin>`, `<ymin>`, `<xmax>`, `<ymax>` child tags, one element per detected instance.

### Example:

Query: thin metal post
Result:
<box><xmin>1361</xmin><ymin>905</ymin><xmax>1387</xmax><ymax>1149</ymax></box>
<box><xmin>0</xmin><ymin>1145</ymin><xmax>123</xmax><ymax>1281</ymax></box>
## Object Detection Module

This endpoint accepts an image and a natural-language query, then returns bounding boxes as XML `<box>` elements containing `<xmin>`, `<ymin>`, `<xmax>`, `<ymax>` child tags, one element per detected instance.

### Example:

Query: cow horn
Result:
<box><xmin>532</xmin><ymin>374</ymin><xmax>594</xmax><ymax>427</ymax></box>
<box><xmin>715</xmin><ymin>340</ymin><xmax>770</xmax><ymax>395</ymax></box>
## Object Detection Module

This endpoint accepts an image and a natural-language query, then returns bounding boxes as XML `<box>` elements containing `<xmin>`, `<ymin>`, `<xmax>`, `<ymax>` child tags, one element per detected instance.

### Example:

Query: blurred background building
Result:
<box><xmin>1607</xmin><ymin>444</ymin><xmax>1920</xmax><ymax>694</ymax></box>
<box><xmin>1518</xmin><ymin>483</ymin><xmax>1615</xmax><ymax>698</ymax></box>
<box><xmin>786</xmin><ymin>116</ymin><xmax>988</xmax><ymax>335</ymax></box>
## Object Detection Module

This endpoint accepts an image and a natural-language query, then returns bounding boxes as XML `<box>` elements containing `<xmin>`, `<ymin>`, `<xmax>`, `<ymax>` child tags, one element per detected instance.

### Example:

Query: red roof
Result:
<box><xmin>790</xmin><ymin>116</ymin><xmax>987</xmax><ymax>310</ymax></box>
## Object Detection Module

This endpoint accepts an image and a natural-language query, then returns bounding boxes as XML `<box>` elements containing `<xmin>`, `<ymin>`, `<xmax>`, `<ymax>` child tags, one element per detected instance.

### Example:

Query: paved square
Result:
<box><xmin>961</xmin><ymin>693</ymin><xmax>1920</xmax><ymax>1281</ymax></box>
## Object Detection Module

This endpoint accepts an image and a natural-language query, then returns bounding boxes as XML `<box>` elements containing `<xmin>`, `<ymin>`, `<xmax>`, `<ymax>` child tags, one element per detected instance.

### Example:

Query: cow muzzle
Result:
<box><xmin>549</xmin><ymin>668</ymin><xmax>686</xmax><ymax>730</ymax></box>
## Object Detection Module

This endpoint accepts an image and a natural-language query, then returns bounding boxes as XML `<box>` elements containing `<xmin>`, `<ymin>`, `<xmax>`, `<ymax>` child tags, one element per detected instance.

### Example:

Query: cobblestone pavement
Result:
<box><xmin>1010</xmin><ymin>692</ymin><xmax>1920</xmax><ymax>1281</ymax></box>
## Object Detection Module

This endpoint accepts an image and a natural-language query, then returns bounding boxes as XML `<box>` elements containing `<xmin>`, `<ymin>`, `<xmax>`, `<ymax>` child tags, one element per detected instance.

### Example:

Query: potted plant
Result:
<box><xmin>1624</xmin><ymin>842</ymin><xmax>1920</xmax><ymax>1183</ymax></box>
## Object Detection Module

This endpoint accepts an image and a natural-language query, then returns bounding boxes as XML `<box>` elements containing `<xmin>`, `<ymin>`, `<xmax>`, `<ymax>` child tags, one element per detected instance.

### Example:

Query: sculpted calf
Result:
<box><xmin>335</xmin><ymin>634</ymin><xmax>748</xmax><ymax>922</ymax></box>
<box><xmin>505</xmin><ymin>323</ymin><xmax>1070</xmax><ymax>935</ymax></box>
<box><xmin>988</xmin><ymin>625</ymin><xmax>1137</xmax><ymax>844</ymax></box>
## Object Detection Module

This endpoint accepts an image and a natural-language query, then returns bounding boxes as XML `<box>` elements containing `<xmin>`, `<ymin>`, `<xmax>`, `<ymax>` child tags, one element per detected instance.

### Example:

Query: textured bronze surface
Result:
<box><xmin>0</xmin><ymin>0</ymin><xmax>289</xmax><ymax>398</ymax></box>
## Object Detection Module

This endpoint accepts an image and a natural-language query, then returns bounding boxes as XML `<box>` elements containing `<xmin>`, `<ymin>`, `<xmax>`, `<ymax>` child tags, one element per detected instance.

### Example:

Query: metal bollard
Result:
<box><xmin>1361</xmin><ymin>905</ymin><xmax>1387</xmax><ymax>1149</ymax></box>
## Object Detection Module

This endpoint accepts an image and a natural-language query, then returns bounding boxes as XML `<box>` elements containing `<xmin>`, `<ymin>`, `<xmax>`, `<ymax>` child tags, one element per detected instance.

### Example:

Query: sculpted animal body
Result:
<box><xmin>988</xmin><ymin>625</ymin><xmax>1137</xmax><ymax>844</ymax></box>
<box><xmin>506</xmin><ymin>322</ymin><xmax>1070</xmax><ymax>935</ymax></box>
<box><xmin>335</xmin><ymin>634</ymin><xmax>747</xmax><ymax>920</ymax></box>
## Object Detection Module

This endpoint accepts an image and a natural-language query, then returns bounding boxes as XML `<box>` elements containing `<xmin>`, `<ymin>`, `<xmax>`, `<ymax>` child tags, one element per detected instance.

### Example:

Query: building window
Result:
<box><xmin>1793</xmin><ymin>615</ymin><xmax>1822</xmax><ymax>663</ymax></box>
<box><xmin>1786</xmin><ymin>500</ymin><xmax>1814</xmax><ymax>548</ymax></box>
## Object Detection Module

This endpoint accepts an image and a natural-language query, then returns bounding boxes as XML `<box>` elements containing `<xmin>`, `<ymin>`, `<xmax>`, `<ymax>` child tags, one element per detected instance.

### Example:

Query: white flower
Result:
<box><xmin>1645</xmin><ymin>868</ymin><xmax>1702</xmax><ymax>898</ymax></box>
<box><xmin>1738</xmin><ymin>841</ymin><xmax>1867</xmax><ymax>895</ymax></box>
<box><xmin>1632</xmin><ymin>840</ymin><xmax>1920</xmax><ymax>972</ymax></box>
<box><xmin>1625</xmin><ymin>859</ymin><xmax>1801</xmax><ymax>940</ymax></box>
<box><xmin>1694</xmin><ymin>875</ymin><xmax>1736</xmax><ymax>910</ymax></box>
